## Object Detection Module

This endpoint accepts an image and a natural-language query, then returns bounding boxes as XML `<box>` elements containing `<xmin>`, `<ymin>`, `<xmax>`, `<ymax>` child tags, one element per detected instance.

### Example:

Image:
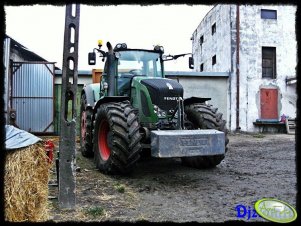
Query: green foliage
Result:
<box><xmin>85</xmin><ymin>207</ymin><xmax>104</xmax><ymax>217</ymax></box>
<box><xmin>253</xmin><ymin>133</ymin><xmax>265</xmax><ymax>138</ymax></box>
<box><xmin>114</xmin><ymin>183</ymin><xmax>125</xmax><ymax>193</ymax></box>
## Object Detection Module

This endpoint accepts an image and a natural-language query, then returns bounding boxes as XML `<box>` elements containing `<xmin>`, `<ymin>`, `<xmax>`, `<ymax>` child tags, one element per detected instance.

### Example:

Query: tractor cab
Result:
<box><xmin>89</xmin><ymin>41</ymin><xmax>165</xmax><ymax>97</ymax></box>
<box><xmin>114</xmin><ymin>48</ymin><xmax>164</xmax><ymax>96</ymax></box>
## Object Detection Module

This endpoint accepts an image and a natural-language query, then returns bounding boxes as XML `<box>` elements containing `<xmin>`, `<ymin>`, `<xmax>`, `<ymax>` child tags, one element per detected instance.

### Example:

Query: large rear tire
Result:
<box><xmin>93</xmin><ymin>101</ymin><xmax>142</xmax><ymax>174</ymax></box>
<box><xmin>80</xmin><ymin>94</ymin><xmax>94</xmax><ymax>157</ymax></box>
<box><xmin>181</xmin><ymin>103</ymin><xmax>229</xmax><ymax>168</ymax></box>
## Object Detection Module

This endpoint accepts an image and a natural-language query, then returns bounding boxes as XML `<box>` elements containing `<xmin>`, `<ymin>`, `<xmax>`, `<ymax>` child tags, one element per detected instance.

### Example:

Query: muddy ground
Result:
<box><xmin>46</xmin><ymin>132</ymin><xmax>296</xmax><ymax>223</ymax></box>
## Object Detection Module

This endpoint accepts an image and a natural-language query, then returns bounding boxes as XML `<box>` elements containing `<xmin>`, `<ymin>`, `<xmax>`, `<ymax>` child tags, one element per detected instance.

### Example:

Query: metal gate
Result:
<box><xmin>11</xmin><ymin>62</ymin><xmax>55</xmax><ymax>134</ymax></box>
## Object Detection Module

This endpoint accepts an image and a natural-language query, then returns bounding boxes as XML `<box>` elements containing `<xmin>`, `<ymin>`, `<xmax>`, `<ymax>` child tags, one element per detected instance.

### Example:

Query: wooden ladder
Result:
<box><xmin>285</xmin><ymin>118</ymin><xmax>296</xmax><ymax>134</ymax></box>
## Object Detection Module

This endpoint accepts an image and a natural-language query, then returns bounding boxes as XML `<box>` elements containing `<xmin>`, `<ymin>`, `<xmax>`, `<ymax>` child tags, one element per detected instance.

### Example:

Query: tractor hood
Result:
<box><xmin>140</xmin><ymin>78</ymin><xmax>184</xmax><ymax>112</ymax></box>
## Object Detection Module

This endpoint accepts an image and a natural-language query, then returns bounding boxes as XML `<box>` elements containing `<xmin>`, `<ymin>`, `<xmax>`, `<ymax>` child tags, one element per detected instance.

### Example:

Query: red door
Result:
<box><xmin>260</xmin><ymin>88</ymin><xmax>278</xmax><ymax>120</ymax></box>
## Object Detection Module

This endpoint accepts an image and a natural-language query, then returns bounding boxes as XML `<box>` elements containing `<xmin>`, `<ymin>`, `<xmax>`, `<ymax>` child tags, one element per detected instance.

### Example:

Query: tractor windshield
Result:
<box><xmin>117</xmin><ymin>50</ymin><xmax>163</xmax><ymax>78</ymax></box>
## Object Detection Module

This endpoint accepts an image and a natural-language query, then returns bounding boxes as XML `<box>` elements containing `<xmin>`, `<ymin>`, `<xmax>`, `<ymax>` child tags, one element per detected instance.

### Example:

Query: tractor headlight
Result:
<box><xmin>114</xmin><ymin>43</ymin><xmax>127</xmax><ymax>50</ymax></box>
<box><xmin>160</xmin><ymin>111</ymin><xmax>166</xmax><ymax>117</ymax></box>
<box><xmin>154</xmin><ymin>45</ymin><xmax>164</xmax><ymax>53</ymax></box>
<box><xmin>153</xmin><ymin>105</ymin><xmax>167</xmax><ymax>118</ymax></box>
<box><xmin>153</xmin><ymin>105</ymin><xmax>158</xmax><ymax>113</ymax></box>
<box><xmin>121</xmin><ymin>43</ymin><xmax>127</xmax><ymax>49</ymax></box>
<box><xmin>115</xmin><ymin>52</ymin><xmax>121</xmax><ymax>59</ymax></box>
<box><xmin>103</xmin><ymin>82</ymin><xmax>108</xmax><ymax>90</ymax></box>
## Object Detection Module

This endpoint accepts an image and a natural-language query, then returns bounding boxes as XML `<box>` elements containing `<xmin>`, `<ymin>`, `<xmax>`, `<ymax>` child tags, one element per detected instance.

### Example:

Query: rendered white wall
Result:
<box><xmin>192</xmin><ymin>4</ymin><xmax>297</xmax><ymax>132</ymax></box>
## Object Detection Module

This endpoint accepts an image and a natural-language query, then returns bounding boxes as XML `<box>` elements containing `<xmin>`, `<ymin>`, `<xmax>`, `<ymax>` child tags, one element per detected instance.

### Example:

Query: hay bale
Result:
<box><xmin>4</xmin><ymin>141</ymin><xmax>52</xmax><ymax>222</ymax></box>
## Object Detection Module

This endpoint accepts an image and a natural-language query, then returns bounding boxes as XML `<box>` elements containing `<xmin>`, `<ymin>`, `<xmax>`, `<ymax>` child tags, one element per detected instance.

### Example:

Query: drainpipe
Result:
<box><xmin>236</xmin><ymin>4</ymin><xmax>240</xmax><ymax>131</ymax></box>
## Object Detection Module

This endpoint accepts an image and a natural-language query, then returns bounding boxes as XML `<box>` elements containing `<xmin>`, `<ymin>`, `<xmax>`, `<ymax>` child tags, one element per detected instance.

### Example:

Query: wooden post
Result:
<box><xmin>58</xmin><ymin>4</ymin><xmax>80</xmax><ymax>209</ymax></box>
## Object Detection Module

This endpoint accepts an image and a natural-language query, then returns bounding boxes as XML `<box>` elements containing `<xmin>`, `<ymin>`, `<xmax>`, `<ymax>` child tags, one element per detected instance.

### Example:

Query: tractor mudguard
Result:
<box><xmin>184</xmin><ymin>96</ymin><xmax>211</xmax><ymax>106</ymax></box>
<box><xmin>81</xmin><ymin>84</ymin><xmax>100</xmax><ymax>109</ymax></box>
<box><xmin>93</xmin><ymin>96</ymin><xmax>130</xmax><ymax>114</ymax></box>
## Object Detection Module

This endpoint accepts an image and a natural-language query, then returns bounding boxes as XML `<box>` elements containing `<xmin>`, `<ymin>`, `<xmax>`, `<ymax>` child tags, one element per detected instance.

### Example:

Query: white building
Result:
<box><xmin>191</xmin><ymin>4</ymin><xmax>297</xmax><ymax>132</ymax></box>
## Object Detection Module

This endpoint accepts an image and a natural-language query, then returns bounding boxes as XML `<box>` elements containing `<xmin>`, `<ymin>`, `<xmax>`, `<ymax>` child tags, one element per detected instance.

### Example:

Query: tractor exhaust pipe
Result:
<box><xmin>106</xmin><ymin>42</ymin><xmax>116</xmax><ymax>96</ymax></box>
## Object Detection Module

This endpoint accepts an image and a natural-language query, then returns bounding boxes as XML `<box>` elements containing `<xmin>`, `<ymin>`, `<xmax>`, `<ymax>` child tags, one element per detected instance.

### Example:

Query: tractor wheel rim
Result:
<box><xmin>98</xmin><ymin>120</ymin><xmax>110</xmax><ymax>161</ymax></box>
<box><xmin>81</xmin><ymin>111</ymin><xmax>86</xmax><ymax>143</ymax></box>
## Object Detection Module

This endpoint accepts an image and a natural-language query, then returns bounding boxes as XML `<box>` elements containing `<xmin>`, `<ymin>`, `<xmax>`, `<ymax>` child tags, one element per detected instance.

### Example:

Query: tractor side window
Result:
<box><xmin>118</xmin><ymin>59</ymin><xmax>143</xmax><ymax>75</ymax></box>
<box><xmin>117</xmin><ymin>58</ymin><xmax>143</xmax><ymax>96</ymax></box>
<box><xmin>155</xmin><ymin>59</ymin><xmax>162</xmax><ymax>77</ymax></box>
<box><xmin>147</xmin><ymin>59</ymin><xmax>161</xmax><ymax>77</ymax></box>
<box><xmin>117</xmin><ymin>51</ymin><xmax>162</xmax><ymax>77</ymax></box>
<box><xmin>148</xmin><ymin>61</ymin><xmax>155</xmax><ymax>77</ymax></box>
<box><xmin>102</xmin><ymin>61</ymin><xmax>108</xmax><ymax>80</ymax></box>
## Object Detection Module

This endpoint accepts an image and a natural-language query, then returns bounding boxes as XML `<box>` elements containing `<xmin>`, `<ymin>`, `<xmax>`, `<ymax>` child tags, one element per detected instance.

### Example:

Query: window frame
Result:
<box><xmin>212</xmin><ymin>55</ymin><xmax>216</xmax><ymax>65</ymax></box>
<box><xmin>212</xmin><ymin>23</ymin><xmax>216</xmax><ymax>35</ymax></box>
<box><xmin>200</xmin><ymin>63</ymin><xmax>204</xmax><ymax>72</ymax></box>
<box><xmin>200</xmin><ymin>35</ymin><xmax>204</xmax><ymax>45</ymax></box>
<box><xmin>261</xmin><ymin>9</ymin><xmax>277</xmax><ymax>19</ymax></box>
<box><xmin>262</xmin><ymin>47</ymin><xmax>276</xmax><ymax>79</ymax></box>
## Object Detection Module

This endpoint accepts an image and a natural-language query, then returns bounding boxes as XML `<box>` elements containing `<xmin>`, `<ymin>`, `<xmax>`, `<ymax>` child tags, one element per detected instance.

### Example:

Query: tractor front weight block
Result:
<box><xmin>150</xmin><ymin>130</ymin><xmax>225</xmax><ymax>158</ymax></box>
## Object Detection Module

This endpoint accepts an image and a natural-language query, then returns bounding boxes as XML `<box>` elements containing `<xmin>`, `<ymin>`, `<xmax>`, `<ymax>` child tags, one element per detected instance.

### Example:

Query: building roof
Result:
<box><xmin>55</xmin><ymin>69</ymin><xmax>93</xmax><ymax>76</ymax></box>
<box><xmin>6</xmin><ymin>34</ymin><xmax>47</xmax><ymax>61</ymax></box>
<box><xmin>191</xmin><ymin>4</ymin><xmax>218</xmax><ymax>39</ymax></box>
<box><xmin>6</xmin><ymin>34</ymin><xmax>60</xmax><ymax>70</ymax></box>
<box><xmin>165</xmin><ymin>71</ymin><xmax>229</xmax><ymax>77</ymax></box>
<box><xmin>54</xmin><ymin>70</ymin><xmax>230</xmax><ymax>78</ymax></box>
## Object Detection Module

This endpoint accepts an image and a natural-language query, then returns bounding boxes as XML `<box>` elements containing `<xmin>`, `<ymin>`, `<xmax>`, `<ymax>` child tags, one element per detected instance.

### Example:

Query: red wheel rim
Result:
<box><xmin>98</xmin><ymin>120</ymin><xmax>111</xmax><ymax>161</ymax></box>
<box><xmin>81</xmin><ymin>111</ymin><xmax>86</xmax><ymax>143</ymax></box>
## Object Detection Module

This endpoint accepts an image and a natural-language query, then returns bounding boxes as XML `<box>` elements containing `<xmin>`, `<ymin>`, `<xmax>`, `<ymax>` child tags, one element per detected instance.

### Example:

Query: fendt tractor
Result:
<box><xmin>80</xmin><ymin>40</ymin><xmax>229</xmax><ymax>174</ymax></box>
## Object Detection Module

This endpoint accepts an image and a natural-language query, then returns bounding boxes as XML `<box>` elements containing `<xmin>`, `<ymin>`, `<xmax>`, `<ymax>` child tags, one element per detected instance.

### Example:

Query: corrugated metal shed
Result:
<box><xmin>11</xmin><ymin>62</ymin><xmax>55</xmax><ymax>134</ymax></box>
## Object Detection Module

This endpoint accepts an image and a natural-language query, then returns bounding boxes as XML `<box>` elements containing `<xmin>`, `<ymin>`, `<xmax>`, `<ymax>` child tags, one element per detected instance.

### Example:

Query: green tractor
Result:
<box><xmin>80</xmin><ymin>40</ymin><xmax>228</xmax><ymax>174</ymax></box>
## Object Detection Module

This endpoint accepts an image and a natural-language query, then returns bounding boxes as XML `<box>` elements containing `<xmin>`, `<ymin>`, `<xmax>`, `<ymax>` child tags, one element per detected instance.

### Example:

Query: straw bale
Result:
<box><xmin>4</xmin><ymin>141</ymin><xmax>53</xmax><ymax>222</ymax></box>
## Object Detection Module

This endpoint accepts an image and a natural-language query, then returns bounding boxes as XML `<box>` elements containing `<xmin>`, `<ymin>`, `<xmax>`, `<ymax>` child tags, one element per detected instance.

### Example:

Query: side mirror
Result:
<box><xmin>88</xmin><ymin>52</ymin><xmax>96</xmax><ymax>65</ymax></box>
<box><xmin>189</xmin><ymin>57</ymin><xmax>194</xmax><ymax>69</ymax></box>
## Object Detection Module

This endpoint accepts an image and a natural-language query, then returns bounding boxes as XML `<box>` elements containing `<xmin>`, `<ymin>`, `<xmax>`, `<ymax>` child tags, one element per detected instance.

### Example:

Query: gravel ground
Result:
<box><xmin>47</xmin><ymin>132</ymin><xmax>296</xmax><ymax>223</ymax></box>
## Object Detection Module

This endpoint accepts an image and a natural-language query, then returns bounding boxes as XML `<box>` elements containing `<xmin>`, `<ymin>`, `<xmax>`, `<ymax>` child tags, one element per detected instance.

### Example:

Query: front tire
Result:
<box><xmin>182</xmin><ymin>103</ymin><xmax>229</xmax><ymax>168</ymax></box>
<box><xmin>80</xmin><ymin>94</ymin><xmax>93</xmax><ymax>157</ymax></box>
<box><xmin>93</xmin><ymin>101</ymin><xmax>142</xmax><ymax>174</ymax></box>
